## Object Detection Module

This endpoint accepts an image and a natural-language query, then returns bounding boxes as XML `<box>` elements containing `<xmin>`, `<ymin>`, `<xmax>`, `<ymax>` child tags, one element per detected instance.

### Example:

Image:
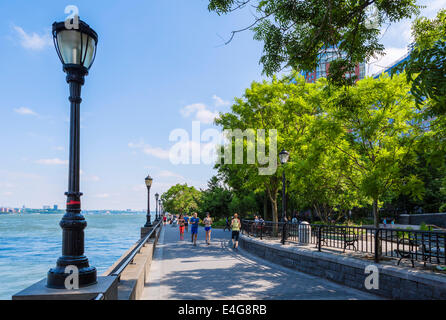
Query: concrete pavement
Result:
<box><xmin>142</xmin><ymin>225</ymin><xmax>381</xmax><ymax>300</ymax></box>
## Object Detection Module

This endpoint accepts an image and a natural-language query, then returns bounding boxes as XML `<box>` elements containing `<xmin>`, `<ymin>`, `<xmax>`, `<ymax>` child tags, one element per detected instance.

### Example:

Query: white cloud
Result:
<box><xmin>14</xmin><ymin>107</ymin><xmax>37</xmax><ymax>116</ymax></box>
<box><xmin>423</xmin><ymin>0</ymin><xmax>446</xmax><ymax>15</ymax></box>
<box><xmin>366</xmin><ymin>0</ymin><xmax>446</xmax><ymax>76</ymax></box>
<box><xmin>367</xmin><ymin>47</ymin><xmax>408</xmax><ymax>76</ymax></box>
<box><xmin>157</xmin><ymin>170</ymin><xmax>185</xmax><ymax>180</ymax></box>
<box><xmin>0</xmin><ymin>182</ymin><xmax>14</xmax><ymax>188</ymax></box>
<box><xmin>13</xmin><ymin>26</ymin><xmax>52</xmax><ymax>50</ymax></box>
<box><xmin>132</xmin><ymin>185</ymin><xmax>147</xmax><ymax>192</ymax></box>
<box><xmin>212</xmin><ymin>95</ymin><xmax>230</xmax><ymax>107</ymax></box>
<box><xmin>128</xmin><ymin>141</ymin><xmax>170</xmax><ymax>159</ymax></box>
<box><xmin>53</xmin><ymin>146</ymin><xmax>64</xmax><ymax>151</ymax></box>
<box><xmin>80</xmin><ymin>170</ymin><xmax>100</xmax><ymax>182</ymax></box>
<box><xmin>35</xmin><ymin>158</ymin><xmax>68</xmax><ymax>166</ymax></box>
<box><xmin>93</xmin><ymin>193</ymin><xmax>110</xmax><ymax>199</ymax></box>
<box><xmin>3</xmin><ymin>192</ymin><xmax>13</xmax><ymax>197</ymax></box>
<box><xmin>180</xmin><ymin>103</ymin><xmax>218</xmax><ymax>124</ymax></box>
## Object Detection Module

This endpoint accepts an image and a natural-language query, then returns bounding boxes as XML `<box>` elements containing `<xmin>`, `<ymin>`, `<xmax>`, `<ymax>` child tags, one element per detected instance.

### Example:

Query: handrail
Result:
<box><xmin>108</xmin><ymin>218</ymin><xmax>163</xmax><ymax>277</ymax></box>
<box><xmin>241</xmin><ymin>219</ymin><xmax>446</xmax><ymax>234</ymax></box>
<box><xmin>94</xmin><ymin>293</ymin><xmax>104</xmax><ymax>300</ymax></box>
<box><xmin>92</xmin><ymin>218</ymin><xmax>163</xmax><ymax>300</ymax></box>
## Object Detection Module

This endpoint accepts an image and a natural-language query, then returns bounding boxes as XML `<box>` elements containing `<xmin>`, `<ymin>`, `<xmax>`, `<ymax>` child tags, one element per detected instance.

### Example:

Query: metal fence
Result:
<box><xmin>241</xmin><ymin>219</ymin><xmax>446</xmax><ymax>267</ymax></box>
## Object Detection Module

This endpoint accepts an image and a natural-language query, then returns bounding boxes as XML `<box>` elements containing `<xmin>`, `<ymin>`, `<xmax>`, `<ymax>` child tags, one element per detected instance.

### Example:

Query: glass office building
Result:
<box><xmin>301</xmin><ymin>48</ymin><xmax>366</xmax><ymax>83</ymax></box>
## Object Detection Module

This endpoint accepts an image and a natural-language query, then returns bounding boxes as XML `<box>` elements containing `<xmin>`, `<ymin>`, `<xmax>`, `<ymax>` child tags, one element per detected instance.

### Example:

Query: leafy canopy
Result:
<box><xmin>397</xmin><ymin>9</ymin><xmax>446</xmax><ymax>115</ymax></box>
<box><xmin>161</xmin><ymin>183</ymin><xmax>201</xmax><ymax>215</ymax></box>
<box><xmin>208</xmin><ymin>0</ymin><xmax>419</xmax><ymax>84</ymax></box>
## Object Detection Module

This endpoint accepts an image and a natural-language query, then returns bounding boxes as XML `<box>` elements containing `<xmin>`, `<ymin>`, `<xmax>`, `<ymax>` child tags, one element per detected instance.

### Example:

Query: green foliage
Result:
<box><xmin>212</xmin><ymin>71</ymin><xmax>444</xmax><ymax>225</ymax></box>
<box><xmin>199</xmin><ymin>176</ymin><xmax>233</xmax><ymax>219</ymax></box>
<box><xmin>397</xmin><ymin>9</ymin><xmax>446</xmax><ymax>115</ymax></box>
<box><xmin>161</xmin><ymin>184</ymin><xmax>201</xmax><ymax>215</ymax></box>
<box><xmin>215</xmin><ymin>73</ymin><xmax>317</xmax><ymax>222</ymax></box>
<box><xmin>208</xmin><ymin>0</ymin><xmax>419</xmax><ymax>84</ymax></box>
<box><xmin>318</xmin><ymin>74</ymin><xmax>424</xmax><ymax>226</ymax></box>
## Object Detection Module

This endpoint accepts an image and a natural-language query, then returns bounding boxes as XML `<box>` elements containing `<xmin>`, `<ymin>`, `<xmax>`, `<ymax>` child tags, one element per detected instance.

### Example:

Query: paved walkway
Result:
<box><xmin>142</xmin><ymin>225</ymin><xmax>381</xmax><ymax>300</ymax></box>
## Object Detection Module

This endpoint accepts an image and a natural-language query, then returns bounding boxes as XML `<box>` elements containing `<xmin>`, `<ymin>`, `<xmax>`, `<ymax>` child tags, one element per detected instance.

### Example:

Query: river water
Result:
<box><xmin>0</xmin><ymin>212</ymin><xmax>154</xmax><ymax>299</ymax></box>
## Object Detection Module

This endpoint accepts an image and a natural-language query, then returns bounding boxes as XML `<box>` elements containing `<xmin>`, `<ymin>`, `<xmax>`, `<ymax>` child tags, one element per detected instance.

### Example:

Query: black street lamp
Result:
<box><xmin>155</xmin><ymin>193</ymin><xmax>159</xmax><ymax>220</ymax></box>
<box><xmin>279</xmin><ymin>149</ymin><xmax>290</xmax><ymax>245</ymax></box>
<box><xmin>47</xmin><ymin>19</ymin><xmax>98</xmax><ymax>288</ymax></box>
<box><xmin>144</xmin><ymin>175</ymin><xmax>153</xmax><ymax>227</ymax></box>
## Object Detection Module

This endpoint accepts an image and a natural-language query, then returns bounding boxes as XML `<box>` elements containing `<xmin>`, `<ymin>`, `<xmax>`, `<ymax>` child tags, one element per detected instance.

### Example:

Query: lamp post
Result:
<box><xmin>155</xmin><ymin>193</ymin><xmax>159</xmax><ymax>220</ymax></box>
<box><xmin>47</xmin><ymin>19</ymin><xmax>98</xmax><ymax>288</ymax></box>
<box><xmin>144</xmin><ymin>175</ymin><xmax>153</xmax><ymax>227</ymax></box>
<box><xmin>279</xmin><ymin>149</ymin><xmax>290</xmax><ymax>245</ymax></box>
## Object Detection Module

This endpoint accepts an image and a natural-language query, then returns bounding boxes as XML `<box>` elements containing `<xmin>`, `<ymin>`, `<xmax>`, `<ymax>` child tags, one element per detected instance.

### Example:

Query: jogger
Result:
<box><xmin>178</xmin><ymin>214</ymin><xmax>185</xmax><ymax>240</ymax></box>
<box><xmin>203</xmin><ymin>212</ymin><xmax>213</xmax><ymax>245</ymax></box>
<box><xmin>190</xmin><ymin>212</ymin><xmax>200</xmax><ymax>246</ymax></box>
<box><xmin>231</xmin><ymin>213</ymin><xmax>241</xmax><ymax>250</ymax></box>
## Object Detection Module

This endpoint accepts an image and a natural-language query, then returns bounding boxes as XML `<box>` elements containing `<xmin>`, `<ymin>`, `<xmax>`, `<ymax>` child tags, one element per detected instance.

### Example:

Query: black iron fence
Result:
<box><xmin>241</xmin><ymin>220</ymin><xmax>446</xmax><ymax>267</ymax></box>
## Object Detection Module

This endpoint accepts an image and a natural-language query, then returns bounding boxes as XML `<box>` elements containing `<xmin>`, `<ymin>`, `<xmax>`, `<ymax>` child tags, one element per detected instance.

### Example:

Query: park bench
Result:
<box><xmin>314</xmin><ymin>226</ymin><xmax>360</xmax><ymax>252</ymax></box>
<box><xmin>395</xmin><ymin>233</ymin><xmax>446</xmax><ymax>267</ymax></box>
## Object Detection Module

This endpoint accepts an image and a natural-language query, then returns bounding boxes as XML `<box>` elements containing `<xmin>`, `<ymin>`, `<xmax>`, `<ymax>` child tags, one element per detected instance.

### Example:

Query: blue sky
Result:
<box><xmin>0</xmin><ymin>0</ymin><xmax>444</xmax><ymax>210</ymax></box>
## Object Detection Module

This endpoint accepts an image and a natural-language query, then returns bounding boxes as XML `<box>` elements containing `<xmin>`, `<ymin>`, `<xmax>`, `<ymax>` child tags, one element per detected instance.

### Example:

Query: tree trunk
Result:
<box><xmin>372</xmin><ymin>198</ymin><xmax>382</xmax><ymax>260</ymax></box>
<box><xmin>266</xmin><ymin>186</ymin><xmax>279</xmax><ymax>236</ymax></box>
<box><xmin>373</xmin><ymin>199</ymin><xmax>379</xmax><ymax>228</ymax></box>
<box><xmin>263</xmin><ymin>195</ymin><xmax>268</xmax><ymax>220</ymax></box>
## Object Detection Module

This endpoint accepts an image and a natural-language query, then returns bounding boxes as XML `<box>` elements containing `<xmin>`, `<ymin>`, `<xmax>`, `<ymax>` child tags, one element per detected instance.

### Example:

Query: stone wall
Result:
<box><xmin>398</xmin><ymin>213</ymin><xmax>446</xmax><ymax>228</ymax></box>
<box><xmin>103</xmin><ymin>223</ymin><xmax>163</xmax><ymax>300</ymax></box>
<box><xmin>240</xmin><ymin>235</ymin><xmax>446</xmax><ymax>300</ymax></box>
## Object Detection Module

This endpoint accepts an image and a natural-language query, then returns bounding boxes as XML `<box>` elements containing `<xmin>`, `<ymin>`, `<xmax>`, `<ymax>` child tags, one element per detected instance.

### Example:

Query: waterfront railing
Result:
<box><xmin>241</xmin><ymin>219</ymin><xmax>446</xmax><ymax>267</ymax></box>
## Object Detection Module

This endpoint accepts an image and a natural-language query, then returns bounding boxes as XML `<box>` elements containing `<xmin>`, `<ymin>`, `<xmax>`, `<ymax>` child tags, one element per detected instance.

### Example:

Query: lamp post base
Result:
<box><xmin>13</xmin><ymin>276</ymin><xmax>116</xmax><ymax>300</ymax></box>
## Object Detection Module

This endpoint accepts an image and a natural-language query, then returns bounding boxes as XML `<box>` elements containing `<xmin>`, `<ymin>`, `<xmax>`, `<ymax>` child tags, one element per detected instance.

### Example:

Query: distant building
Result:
<box><xmin>301</xmin><ymin>48</ymin><xmax>366</xmax><ymax>83</ymax></box>
<box><xmin>43</xmin><ymin>205</ymin><xmax>51</xmax><ymax>210</ymax></box>
<box><xmin>53</xmin><ymin>205</ymin><xmax>58</xmax><ymax>210</ymax></box>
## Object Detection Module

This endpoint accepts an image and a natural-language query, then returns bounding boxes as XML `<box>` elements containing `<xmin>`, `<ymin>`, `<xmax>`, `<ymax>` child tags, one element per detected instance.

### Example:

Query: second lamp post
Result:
<box><xmin>155</xmin><ymin>193</ymin><xmax>159</xmax><ymax>220</ymax></box>
<box><xmin>144</xmin><ymin>175</ymin><xmax>153</xmax><ymax>227</ymax></box>
<box><xmin>279</xmin><ymin>149</ymin><xmax>290</xmax><ymax>244</ymax></box>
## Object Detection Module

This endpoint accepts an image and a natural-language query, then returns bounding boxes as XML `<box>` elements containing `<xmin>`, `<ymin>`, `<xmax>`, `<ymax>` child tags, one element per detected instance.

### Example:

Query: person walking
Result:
<box><xmin>231</xmin><ymin>213</ymin><xmax>241</xmax><ymax>250</ymax></box>
<box><xmin>163</xmin><ymin>215</ymin><xmax>167</xmax><ymax>225</ymax></box>
<box><xmin>190</xmin><ymin>212</ymin><xmax>200</xmax><ymax>246</ymax></box>
<box><xmin>178</xmin><ymin>214</ymin><xmax>186</xmax><ymax>240</ymax></box>
<box><xmin>203</xmin><ymin>212</ymin><xmax>213</xmax><ymax>245</ymax></box>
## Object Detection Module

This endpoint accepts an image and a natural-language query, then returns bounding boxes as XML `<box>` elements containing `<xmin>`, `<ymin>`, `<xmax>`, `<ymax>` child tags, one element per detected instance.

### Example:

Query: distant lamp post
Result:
<box><xmin>279</xmin><ymin>149</ymin><xmax>290</xmax><ymax>244</ymax></box>
<box><xmin>155</xmin><ymin>193</ymin><xmax>159</xmax><ymax>220</ymax></box>
<box><xmin>159</xmin><ymin>199</ymin><xmax>162</xmax><ymax>218</ymax></box>
<box><xmin>47</xmin><ymin>18</ymin><xmax>98</xmax><ymax>289</ymax></box>
<box><xmin>145</xmin><ymin>175</ymin><xmax>153</xmax><ymax>227</ymax></box>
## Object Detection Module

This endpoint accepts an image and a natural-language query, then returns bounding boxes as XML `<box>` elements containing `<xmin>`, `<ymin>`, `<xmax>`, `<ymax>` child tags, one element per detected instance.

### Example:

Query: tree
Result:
<box><xmin>398</xmin><ymin>9</ymin><xmax>446</xmax><ymax>116</ymax></box>
<box><xmin>319</xmin><ymin>73</ymin><xmax>424</xmax><ymax>227</ymax></box>
<box><xmin>288</xmin><ymin>108</ymin><xmax>364</xmax><ymax>223</ymax></box>
<box><xmin>215</xmin><ymin>73</ymin><xmax>319</xmax><ymax>223</ymax></box>
<box><xmin>161</xmin><ymin>184</ymin><xmax>201</xmax><ymax>215</ymax></box>
<box><xmin>208</xmin><ymin>0</ymin><xmax>419</xmax><ymax>84</ymax></box>
<box><xmin>199</xmin><ymin>176</ymin><xmax>233</xmax><ymax>219</ymax></box>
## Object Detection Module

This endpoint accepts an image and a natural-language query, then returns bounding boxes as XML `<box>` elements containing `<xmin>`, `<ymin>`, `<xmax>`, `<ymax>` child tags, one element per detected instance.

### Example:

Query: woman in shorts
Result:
<box><xmin>178</xmin><ymin>214</ymin><xmax>185</xmax><ymax>240</ymax></box>
<box><xmin>203</xmin><ymin>212</ymin><xmax>213</xmax><ymax>245</ymax></box>
<box><xmin>231</xmin><ymin>213</ymin><xmax>241</xmax><ymax>250</ymax></box>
